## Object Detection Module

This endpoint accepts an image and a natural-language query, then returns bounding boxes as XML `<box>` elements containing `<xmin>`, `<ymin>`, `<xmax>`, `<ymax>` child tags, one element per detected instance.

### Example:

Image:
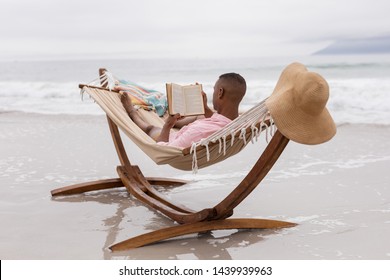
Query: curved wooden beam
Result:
<box><xmin>51</xmin><ymin>178</ymin><xmax>124</xmax><ymax>196</ymax></box>
<box><xmin>110</xmin><ymin>218</ymin><xmax>297</xmax><ymax>251</ymax></box>
<box><xmin>51</xmin><ymin>177</ymin><xmax>188</xmax><ymax>196</ymax></box>
<box><xmin>117</xmin><ymin>166</ymin><xmax>213</xmax><ymax>223</ymax></box>
<box><xmin>146</xmin><ymin>177</ymin><xmax>188</xmax><ymax>187</ymax></box>
<box><xmin>212</xmin><ymin>131</ymin><xmax>289</xmax><ymax>219</ymax></box>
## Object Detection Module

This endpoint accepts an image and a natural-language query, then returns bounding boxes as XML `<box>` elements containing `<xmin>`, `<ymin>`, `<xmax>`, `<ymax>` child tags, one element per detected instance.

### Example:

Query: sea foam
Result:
<box><xmin>1</xmin><ymin>57</ymin><xmax>390</xmax><ymax>124</ymax></box>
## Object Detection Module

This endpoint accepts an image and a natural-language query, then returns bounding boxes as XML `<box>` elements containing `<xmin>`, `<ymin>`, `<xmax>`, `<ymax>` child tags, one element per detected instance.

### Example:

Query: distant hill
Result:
<box><xmin>314</xmin><ymin>36</ymin><xmax>390</xmax><ymax>55</ymax></box>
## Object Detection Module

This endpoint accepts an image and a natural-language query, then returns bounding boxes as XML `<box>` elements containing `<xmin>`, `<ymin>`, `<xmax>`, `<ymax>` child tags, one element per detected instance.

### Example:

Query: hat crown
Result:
<box><xmin>294</xmin><ymin>72</ymin><xmax>329</xmax><ymax>116</ymax></box>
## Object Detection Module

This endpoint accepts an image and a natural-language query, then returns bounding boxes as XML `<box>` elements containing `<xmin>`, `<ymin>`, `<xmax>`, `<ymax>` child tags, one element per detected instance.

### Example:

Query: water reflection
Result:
<box><xmin>52</xmin><ymin>187</ymin><xmax>281</xmax><ymax>260</ymax></box>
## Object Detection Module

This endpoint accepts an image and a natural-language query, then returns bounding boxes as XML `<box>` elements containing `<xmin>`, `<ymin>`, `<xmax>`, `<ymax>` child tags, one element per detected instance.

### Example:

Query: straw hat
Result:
<box><xmin>265</xmin><ymin>62</ymin><xmax>336</xmax><ymax>145</ymax></box>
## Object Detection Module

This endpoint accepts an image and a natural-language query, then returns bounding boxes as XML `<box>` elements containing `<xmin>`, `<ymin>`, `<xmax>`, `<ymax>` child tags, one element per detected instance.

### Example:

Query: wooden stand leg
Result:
<box><xmin>51</xmin><ymin>177</ymin><xmax>189</xmax><ymax>196</ymax></box>
<box><xmin>109</xmin><ymin>218</ymin><xmax>297</xmax><ymax>251</ymax></box>
<box><xmin>146</xmin><ymin>177</ymin><xmax>188</xmax><ymax>187</ymax></box>
<box><xmin>51</xmin><ymin>178</ymin><xmax>124</xmax><ymax>196</ymax></box>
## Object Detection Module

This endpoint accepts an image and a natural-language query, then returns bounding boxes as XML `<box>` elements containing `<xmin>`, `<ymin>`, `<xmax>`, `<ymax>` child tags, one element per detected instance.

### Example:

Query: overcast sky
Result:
<box><xmin>0</xmin><ymin>0</ymin><xmax>389</xmax><ymax>60</ymax></box>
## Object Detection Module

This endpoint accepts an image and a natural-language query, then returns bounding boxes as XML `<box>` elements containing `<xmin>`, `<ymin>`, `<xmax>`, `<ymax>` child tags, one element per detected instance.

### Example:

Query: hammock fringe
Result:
<box><xmin>189</xmin><ymin>112</ymin><xmax>276</xmax><ymax>173</ymax></box>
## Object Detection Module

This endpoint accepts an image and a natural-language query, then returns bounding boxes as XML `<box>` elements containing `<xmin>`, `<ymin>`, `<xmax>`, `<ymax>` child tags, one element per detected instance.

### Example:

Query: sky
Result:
<box><xmin>0</xmin><ymin>0</ymin><xmax>389</xmax><ymax>60</ymax></box>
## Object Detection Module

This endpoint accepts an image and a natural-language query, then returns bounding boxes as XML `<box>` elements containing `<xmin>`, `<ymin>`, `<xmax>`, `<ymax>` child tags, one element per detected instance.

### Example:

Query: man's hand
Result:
<box><xmin>164</xmin><ymin>113</ymin><xmax>181</xmax><ymax>129</ymax></box>
<box><xmin>201</xmin><ymin>91</ymin><xmax>208</xmax><ymax>108</ymax></box>
<box><xmin>201</xmin><ymin>91</ymin><xmax>214</xmax><ymax>118</ymax></box>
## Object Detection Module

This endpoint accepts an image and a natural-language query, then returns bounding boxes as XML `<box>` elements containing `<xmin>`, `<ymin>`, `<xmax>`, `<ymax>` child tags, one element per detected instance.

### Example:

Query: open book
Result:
<box><xmin>166</xmin><ymin>83</ymin><xmax>205</xmax><ymax>116</ymax></box>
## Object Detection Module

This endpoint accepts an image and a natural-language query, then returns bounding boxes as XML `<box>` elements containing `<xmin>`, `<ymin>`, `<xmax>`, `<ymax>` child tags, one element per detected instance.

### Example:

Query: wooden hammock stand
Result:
<box><xmin>51</xmin><ymin>69</ymin><xmax>296</xmax><ymax>251</ymax></box>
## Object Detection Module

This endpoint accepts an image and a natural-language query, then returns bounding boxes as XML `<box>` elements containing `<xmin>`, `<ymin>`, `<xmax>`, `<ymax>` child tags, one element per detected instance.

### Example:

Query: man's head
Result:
<box><xmin>213</xmin><ymin>73</ymin><xmax>246</xmax><ymax>111</ymax></box>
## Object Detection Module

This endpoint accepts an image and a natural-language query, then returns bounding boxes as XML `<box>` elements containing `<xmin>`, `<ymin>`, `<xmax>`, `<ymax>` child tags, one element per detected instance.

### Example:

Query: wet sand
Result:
<box><xmin>0</xmin><ymin>112</ymin><xmax>389</xmax><ymax>259</ymax></box>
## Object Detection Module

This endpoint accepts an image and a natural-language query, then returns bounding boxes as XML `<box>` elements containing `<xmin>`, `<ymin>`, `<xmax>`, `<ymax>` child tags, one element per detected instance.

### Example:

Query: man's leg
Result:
<box><xmin>120</xmin><ymin>92</ymin><xmax>162</xmax><ymax>140</ymax></box>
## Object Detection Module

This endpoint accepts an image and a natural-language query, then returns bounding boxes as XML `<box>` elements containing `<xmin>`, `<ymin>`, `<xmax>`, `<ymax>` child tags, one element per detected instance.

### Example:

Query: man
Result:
<box><xmin>120</xmin><ymin>73</ymin><xmax>246</xmax><ymax>148</ymax></box>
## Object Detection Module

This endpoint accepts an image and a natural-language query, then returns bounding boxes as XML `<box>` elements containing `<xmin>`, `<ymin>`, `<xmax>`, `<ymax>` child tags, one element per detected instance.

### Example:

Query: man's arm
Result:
<box><xmin>156</xmin><ymin>114</ymin><xmax>181</xmax><ymax>142</ymax></box>
<box><xmin>174</xmin><ymin>115</ymin><xmax>203</xmax><ymax>128</ymax></box>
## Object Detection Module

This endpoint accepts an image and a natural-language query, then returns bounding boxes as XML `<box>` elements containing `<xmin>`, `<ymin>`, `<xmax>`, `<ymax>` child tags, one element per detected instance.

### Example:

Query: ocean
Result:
<box><xmin>1</xmin><ymin>54</ymin><xmax>390</xmax><ymax>125</ymax></box>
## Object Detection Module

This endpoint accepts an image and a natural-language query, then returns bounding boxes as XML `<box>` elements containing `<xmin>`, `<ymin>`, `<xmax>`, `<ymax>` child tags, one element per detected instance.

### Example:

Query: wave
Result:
<box><xmin>326</xmin><ymin>78</ymin><xmax>390</xmax><ymax>124</ymax></box>
<box><xmin>1</xmin><ymin>55</ymin><xmax>390</xmax><ymax>125</ymax></box>
<box><xmin>0</xmin><ymin>81</ymin><xmax>103</xmax><ymax>115</ymax></box>
<box><xmin>1</xmin><ymin>77</ymin><xmax>390</xmax><ymax>124</ymax></box>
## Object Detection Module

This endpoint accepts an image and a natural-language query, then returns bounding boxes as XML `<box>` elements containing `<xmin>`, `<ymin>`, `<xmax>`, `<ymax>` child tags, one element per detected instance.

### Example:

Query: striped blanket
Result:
<box><xmin>115</xmin><ymin>79</ymin><xmax>168</xmax><ymax>117</ymax></box>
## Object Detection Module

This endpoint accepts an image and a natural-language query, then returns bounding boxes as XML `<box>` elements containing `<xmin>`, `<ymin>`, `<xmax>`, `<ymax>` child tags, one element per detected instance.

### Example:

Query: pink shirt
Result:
<box><xmin>159</xmin><ymin>113</ymin><xmax>231</xmax><ymax>148</ymax></box>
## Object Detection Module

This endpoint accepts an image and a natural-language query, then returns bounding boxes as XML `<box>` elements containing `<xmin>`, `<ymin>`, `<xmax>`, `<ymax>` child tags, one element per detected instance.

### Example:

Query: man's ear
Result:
<box><xmin>218</xmin><ymin>87</ymin><xmax>224</xmax><ymax>98</ymax></box>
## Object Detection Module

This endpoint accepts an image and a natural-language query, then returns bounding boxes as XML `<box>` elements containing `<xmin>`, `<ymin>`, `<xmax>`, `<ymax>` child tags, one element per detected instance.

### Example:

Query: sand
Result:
<box><xmin>0</xmin><ymin>112</ymin><xmax>389</xmax><ymax>260</ymax></box>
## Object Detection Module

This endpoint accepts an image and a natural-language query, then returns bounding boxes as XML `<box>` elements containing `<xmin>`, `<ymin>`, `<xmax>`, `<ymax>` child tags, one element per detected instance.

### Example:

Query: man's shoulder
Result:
<box><xmin>194</xmin><ymin>113</ymin><xmax>231</xmax><ymax>127</ymax></box>
<box><xmin>210</xmin><ymin>112</ymin><xmax>232</xmax><ymax>123</ymax></box>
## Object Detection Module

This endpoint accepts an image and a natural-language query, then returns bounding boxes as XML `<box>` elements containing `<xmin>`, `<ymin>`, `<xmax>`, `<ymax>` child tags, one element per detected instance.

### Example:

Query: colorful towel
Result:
<box><xmin>116</xmin><ymin>79</ymin><xmax>168</xmax><ymax>117</ymax></box>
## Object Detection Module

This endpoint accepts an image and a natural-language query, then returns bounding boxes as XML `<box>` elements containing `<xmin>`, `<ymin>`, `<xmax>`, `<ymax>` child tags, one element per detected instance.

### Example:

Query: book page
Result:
<box><xmin>182</xmin><ymin>85</ymin><xmax>204</xmax><ymax>116</ymax></box>
<box><xmin>171</xmin><ymin>83</ymin><xmax>185</xmax><ymax>115</ymax></box>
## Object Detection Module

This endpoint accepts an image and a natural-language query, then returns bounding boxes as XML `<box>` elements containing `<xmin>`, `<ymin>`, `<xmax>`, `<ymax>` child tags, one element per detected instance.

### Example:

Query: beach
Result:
<box><xmin>1</xmin><ymin>111</ymin><xmax>389</xmax><ymax>260</ymax></box>
<box><xmin>2</xmin><ymin>2</ymin><xmax>390</xmax><ymax>278</ymax></box>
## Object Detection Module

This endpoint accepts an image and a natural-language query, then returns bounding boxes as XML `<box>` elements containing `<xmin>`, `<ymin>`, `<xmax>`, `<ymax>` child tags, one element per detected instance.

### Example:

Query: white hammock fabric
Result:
<box><xmin>81</xmin><ymin>72</ymin><xmax>275</xmax><ymax>172</ymax></box>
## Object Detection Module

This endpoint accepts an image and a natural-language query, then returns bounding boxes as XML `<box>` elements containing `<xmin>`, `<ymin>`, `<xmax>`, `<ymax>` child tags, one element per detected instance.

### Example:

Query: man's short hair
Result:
<box><xmin>219</xmin><ymin>73</ymin><xmax>246</xmax><ymax>88</ymax></box>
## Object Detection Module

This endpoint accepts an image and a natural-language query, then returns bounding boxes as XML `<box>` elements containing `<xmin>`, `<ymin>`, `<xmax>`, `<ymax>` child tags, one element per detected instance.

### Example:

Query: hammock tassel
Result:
<box><xmin>190</xmin><ymin>143</ymin><xmax>199</xmax><ymax>174</ymax></box>
<box><xmin>269</xmin><ymin>117</ymin><xmax>275</xmax><ymax>136</ymax></box>
<box><xmin>239</xmin><ymin>128</ymin><xmax>247</xmax><ymax>145</ymax></box>
<box><xmin>251</xmin><ymin>125</ymin><xmax>259</xmax><ymax>143</ymax></box>
<box><xmin>218</xmin><ymin>138</ymin><xmax>222</xmax><ymax>154</ymax></box>
<box><xmin>230</xmin><ymin>130</ymin><xmax>235</xmax><ymax>146</ymax></box>
<box><xmin>201</xmin><ymin>139</ymin><xmax>211</xmax><ymax>162</ymax></box>
<box><xmin>104</xmin><ymin>71</ymin><xmax>117</xmax><ymax>90</ymax></box>
<box><xmin>222</xmin><ymin>135</ymin><xmax>227</xmax><ymax>155</ymax></box>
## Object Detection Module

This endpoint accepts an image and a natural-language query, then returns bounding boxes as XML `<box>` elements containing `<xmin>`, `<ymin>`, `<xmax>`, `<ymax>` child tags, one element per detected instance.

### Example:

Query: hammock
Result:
<box><xmin>80</xmin><ymin>71</ymin><xmax>275</xmax><ymax>172</ymax></box>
